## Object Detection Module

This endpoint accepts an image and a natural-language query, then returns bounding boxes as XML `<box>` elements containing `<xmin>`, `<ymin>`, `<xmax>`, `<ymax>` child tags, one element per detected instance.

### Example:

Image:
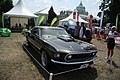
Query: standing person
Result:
<box><xmin>74</xmin><ymin>21</ymin><xmax>80</xmax><ymax>39</ymax></box>
<box><xmin>79</xmin><ymin>22</ymin><xmax>86</xmax><ymax>40</ymax></box>
<box><xmin>104</xmin><ymin>27</ymin><xmax>109</xmax><ymax>40</ymax></box>
<box><xmin>106</xmin><ymin>26</ymin><xmax>120</xmax><ymax>61</ymax></box>
<box><xmin>96</xmin><ymin>27</ymin><xmax>101</xmax><ymax>40</ymax></box>
<box><xmin>100</xmin><ymin>28</ymin><xmax>104</xmax><ymax>40</ymax></box>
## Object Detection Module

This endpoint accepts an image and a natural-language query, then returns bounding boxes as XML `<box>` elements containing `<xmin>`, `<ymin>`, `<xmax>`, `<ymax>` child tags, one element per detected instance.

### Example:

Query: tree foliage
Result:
<box><xmin>108</xmin><ymin>0</ymin><xmax>120</xmax><ymax>23</ymax></box>
<box><xmin>98</xmin><ymin>0</ymin><xmax>120</xmax><ymax>24</ymax></box>
<box><xmin>0</xmin><ymin>0</ymin><xmax>13</xmax><ymax>27</ymax></box>
<box><xmin>47</xmin><ymin>6</ymin><xmax>57</xmax><ymax>25</ymax></box>
<box><xmin>3</xmin><ymin>0</ymin><xmax>13</xmax><ymax>13</ymax></box>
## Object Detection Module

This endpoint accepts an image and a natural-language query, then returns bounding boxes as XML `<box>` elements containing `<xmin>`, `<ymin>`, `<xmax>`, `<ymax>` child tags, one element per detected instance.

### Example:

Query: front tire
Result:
<box><xmin>41</xmin><ymin>50</ymin><xmax>51</xmax><ymax>67</ymax></box>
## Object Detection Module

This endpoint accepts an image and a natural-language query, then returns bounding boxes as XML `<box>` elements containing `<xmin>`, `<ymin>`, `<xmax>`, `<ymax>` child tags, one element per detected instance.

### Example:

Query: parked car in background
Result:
<box><xmin>26</xmin><ymin>26</ymin><xmax>98</xmax><ymax>68</ymax></box>
<box><xmin>59</xmin><ymin>19</ymin><xmax>76</xmax><ymax>36</ymax></box>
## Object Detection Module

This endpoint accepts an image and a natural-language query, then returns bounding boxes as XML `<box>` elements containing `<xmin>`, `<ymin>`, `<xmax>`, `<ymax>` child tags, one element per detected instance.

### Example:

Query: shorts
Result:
<box><xmin>107</xmin><ymin>38</ymin><xmax>115</xmax><ymax>49</ymax></box>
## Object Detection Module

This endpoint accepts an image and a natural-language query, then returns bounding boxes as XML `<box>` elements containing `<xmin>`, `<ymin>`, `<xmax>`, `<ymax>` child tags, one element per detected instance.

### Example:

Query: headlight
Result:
<box><xmin>67</xmin><ymin>55</ymin><xmax>72</xmax><ymax>59</ymax></box>
<box><xmin>65</xmin><ymin>54</ymin><xmax>72</xmax><ymax>61</ymax></box>
<box><xmin>54</xmin><ymin>53</ymin><xmax>60</xmax><ymax>58</ymax></box>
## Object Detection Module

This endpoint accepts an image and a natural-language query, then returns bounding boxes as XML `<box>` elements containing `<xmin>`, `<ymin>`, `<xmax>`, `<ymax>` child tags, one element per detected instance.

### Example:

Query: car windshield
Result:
<box><xmin>41</xmin><ymin>28</ymin><xmax>69</xmax><ymax>37</ymax></box>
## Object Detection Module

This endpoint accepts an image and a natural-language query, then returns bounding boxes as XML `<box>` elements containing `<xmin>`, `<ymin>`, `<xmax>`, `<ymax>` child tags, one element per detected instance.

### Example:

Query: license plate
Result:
<box><xmin>79</xmin><ymin>64</ymin><xmax>89</xmax><ymax>69</ymax></box>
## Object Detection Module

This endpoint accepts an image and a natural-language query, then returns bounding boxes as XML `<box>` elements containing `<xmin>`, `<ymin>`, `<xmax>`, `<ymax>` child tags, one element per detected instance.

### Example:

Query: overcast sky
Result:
<box><xmin>12</xmin><ymin>0</ymin><xmax>101</xmax><ymax>16</ymax></box>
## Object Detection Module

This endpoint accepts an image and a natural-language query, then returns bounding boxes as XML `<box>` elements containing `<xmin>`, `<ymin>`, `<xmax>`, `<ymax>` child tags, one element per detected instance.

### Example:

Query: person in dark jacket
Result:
<box><xmin>74</xmin><ymin>21</ymin><xmax>80</xmax><ymax>39</ymax></box>
<box><xmin>79</xmin><ymin>22</ymin><xmax>86</xmax><ymax>40</ymax></box>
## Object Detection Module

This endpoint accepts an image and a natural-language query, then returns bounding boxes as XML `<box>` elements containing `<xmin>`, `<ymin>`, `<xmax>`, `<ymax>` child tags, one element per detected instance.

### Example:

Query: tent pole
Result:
<box><xmin>34</xmin><ymin>17</ymin><xmax>37</xmax><ymax>26</ymax></box>
<box><xmin>3</xmin><ymin>12</ymin><xmax>4</xmax><ymax>28</ymax></box>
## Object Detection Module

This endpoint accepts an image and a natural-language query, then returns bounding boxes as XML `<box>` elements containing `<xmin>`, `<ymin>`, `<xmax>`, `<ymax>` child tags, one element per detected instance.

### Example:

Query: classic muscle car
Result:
<box><xmin>26</xmin><ymin>26</ymin><xmax>98</xmax><ymax>68</ymax></box>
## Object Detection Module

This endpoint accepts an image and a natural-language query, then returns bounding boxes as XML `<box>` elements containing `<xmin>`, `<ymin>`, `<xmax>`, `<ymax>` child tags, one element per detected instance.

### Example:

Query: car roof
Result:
<box><xmin>33</xmin><ymin>26</ymin><xmax>63</xmax><ymax>29</ymax></box>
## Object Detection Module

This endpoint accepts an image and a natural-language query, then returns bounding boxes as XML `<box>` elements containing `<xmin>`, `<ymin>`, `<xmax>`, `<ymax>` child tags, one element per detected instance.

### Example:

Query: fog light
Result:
<box><xmin>92</xmin><ymin>53</ymin><xmax>96</xmax><ymax>56</ymax></box>
<box><xmin>54</xmin><ymin>53</ymin><xmax>60</xmax><ymax>58</ymax></box>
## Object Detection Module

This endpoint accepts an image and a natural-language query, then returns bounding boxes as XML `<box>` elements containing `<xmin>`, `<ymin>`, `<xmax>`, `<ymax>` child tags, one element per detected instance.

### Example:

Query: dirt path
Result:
<box><xmin>0</xmin><ymin>33</ymin><xmax>44</xmax><ymax>80</ymax></box>
<box><xmin>91</xmin><ymin>39</ymin><xmax>120</xmax><ymax>80</ymax></box>
<box><xmin>0</xmin><ymin>33</ymin><xmax>120</xmax><ymax>80</ymax></box>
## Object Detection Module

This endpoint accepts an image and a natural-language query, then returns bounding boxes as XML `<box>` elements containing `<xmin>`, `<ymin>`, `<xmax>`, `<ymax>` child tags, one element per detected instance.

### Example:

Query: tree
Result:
<box><xmin>0</xmin><ymin>0</ymin><xmax>13</xmax><ymax>28</ymax></box>
<box><xmin>47</xmin><ymin>6</ymin><xmax>57</xmax><ymax>25</ymax></box>
<box><xmin>98</xmin><ymin>0</ymin><xmax>111</xmax><ymax>25</ymax></box>
<box><xmin>108</xmin><ymin>0</ymin><xmax>120</xmax><ymax>23</ymax></box>
<box><xmin>98</xmin><ymin>0</ymin><xmax>120</xmax><ymax>24</ymax></box>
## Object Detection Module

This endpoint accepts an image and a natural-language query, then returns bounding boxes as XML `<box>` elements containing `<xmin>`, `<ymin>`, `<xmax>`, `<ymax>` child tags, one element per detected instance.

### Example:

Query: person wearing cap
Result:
<box><xmin>106</xmin><ymin>26</ymin><xmax>120</xmax><ymax>61</ymax></box>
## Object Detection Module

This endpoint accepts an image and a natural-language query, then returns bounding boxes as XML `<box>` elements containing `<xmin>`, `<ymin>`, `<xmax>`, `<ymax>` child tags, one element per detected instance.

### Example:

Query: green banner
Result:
<box><xmin>50</xmin><ymin>17</ymin><xmax>57</xmax><ymax>27</ymax></box>
<box><xmin>116</xmin><ymin>14</ymin><xmax>118</xmax><ymax>30</ymax></box>
<box><xmin>37</xmin><ymin>16</ymin><xmax>45</xmax><ymax>26</ymax></box>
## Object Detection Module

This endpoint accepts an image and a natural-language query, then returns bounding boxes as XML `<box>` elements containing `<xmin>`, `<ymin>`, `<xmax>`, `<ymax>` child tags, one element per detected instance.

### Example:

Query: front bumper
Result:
<box><xmin>51</xmin><ymin>56</ymin><xmax>97</xmax><ymax>65</ymax></box>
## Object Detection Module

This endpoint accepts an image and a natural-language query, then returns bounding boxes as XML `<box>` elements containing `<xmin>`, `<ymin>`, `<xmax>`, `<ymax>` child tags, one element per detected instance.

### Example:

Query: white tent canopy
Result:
<box><xmin>4</xmin><ymin>0</ymin><xmax>38</xmax><ymax>18</ymax></box>
<box><xmin>35</xmin><ymin>6</ymin><xmax>59</xmax><ymax>15</ymax></box>
<box><xmin>60</xmin><ymin>11</ymin><xmax>88</xmax><ymax>23</ymax></box>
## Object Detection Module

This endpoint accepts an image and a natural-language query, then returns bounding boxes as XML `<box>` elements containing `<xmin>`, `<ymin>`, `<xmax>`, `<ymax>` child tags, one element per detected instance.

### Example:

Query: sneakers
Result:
<box><xmin>105</xmin><ymin>56</ymin><xmax>109</xmax><ymax>59</ymax></box>
<box><xmin>108</xmin><ymin>57</ymin><xmax>112</xmax><ymax>61</ymax></box>
<box><xmin>105</xmin><ymin>56</ymin><xmax>112</xmax><ymax>61</ymax></box>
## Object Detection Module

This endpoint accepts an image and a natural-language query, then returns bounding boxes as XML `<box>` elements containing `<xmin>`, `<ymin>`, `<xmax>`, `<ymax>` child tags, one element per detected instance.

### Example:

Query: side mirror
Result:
<box><xmin>69</xmin><ymin>34</ymin><xmax>71</xmax><ymax>36</ymax></box>
<box><xmin>68</xmin><ymin>34</ymin><xmax>74</xmax><ymax>38</ymax></box>
<box><xmin>26</xmin><ymin>30</ymin><xmax>31</xmax><ymax>36</ymax></box>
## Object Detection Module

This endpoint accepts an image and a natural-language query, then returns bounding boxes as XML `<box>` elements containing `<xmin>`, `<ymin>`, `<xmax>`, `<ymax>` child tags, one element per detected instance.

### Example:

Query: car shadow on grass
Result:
<box><xmin>23</xmin><ymin>44</ymin><xmax>98</xmax><ymax>80</ymax></box>
<box><xmin>52</xmin><ymin>67</ymin><xmax>98</xmax><ymax>80</ymax></box>
<box><xmin>107</xmin><ymin>60</ymin><xmax>119</xmax><ymax>68</ymax></box>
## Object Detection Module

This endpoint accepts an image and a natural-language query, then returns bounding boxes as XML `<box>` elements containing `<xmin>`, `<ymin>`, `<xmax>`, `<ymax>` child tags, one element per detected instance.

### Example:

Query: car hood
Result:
<box><xmin>43</xmin><ymin>36</ymin><xmax>97</xmax><ymax>53</ymax></box>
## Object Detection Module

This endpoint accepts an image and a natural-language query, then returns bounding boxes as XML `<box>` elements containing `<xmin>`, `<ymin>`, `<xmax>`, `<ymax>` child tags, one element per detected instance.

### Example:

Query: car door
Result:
<box><xmin>30</xmin><ymin>28</ymin><xmax>40</xmax><ymax>49</ymax></box>
<box><xmin>34</xmin><ymin>28</ymin><xmax>42</xmax><ymax>50</ymax></box>
<box><xmin>37</xmin><ymin>28</ymin><xmax>43</xmax><ymax>50</ymax></box>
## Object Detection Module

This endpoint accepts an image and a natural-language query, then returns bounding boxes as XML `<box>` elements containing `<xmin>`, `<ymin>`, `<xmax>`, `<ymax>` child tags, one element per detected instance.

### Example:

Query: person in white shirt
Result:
<box><xmin>106</xmin><ymin>26</ymin><xmax>120</xmax><ymax>61</ymax></box>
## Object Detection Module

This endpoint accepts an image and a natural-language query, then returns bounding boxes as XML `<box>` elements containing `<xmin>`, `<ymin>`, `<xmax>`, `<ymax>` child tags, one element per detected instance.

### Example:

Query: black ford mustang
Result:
<box><xmin>26</xmin><ymin>26</ymin><xmax>98</xmax><ymax>68</ymax></box>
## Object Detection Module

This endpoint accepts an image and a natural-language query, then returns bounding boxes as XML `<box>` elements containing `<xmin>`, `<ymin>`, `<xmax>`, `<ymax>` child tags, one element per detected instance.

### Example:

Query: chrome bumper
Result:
<box><xmin>51</xmin><ymin>56</ymin><xmax>97</xmax><ymax>65</ymax></box>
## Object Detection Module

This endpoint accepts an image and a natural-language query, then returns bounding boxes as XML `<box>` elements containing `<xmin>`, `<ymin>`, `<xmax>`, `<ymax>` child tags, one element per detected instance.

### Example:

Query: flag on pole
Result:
<box><xmin>89</xmin><ymin>15</ymin><xmax>93</xmax><ymax>31</ymax></box>
<box><xmin>116</xmin><ymin>14</ymin><xmax>118</xmax><ymax>31</ymax></box>
<box><xmin>73</xmin><ymin>11</ymin><xmax>76</xmax><ymax>20</ymax></box>
<box><xmin>77</xmin><ymin>12</ymin><xmax>79</xmax><ymax>22</ymax></box>
<box><xmin>50</xmin><ymin>17</ymin><xmax>57</xmax><ymax>27</ymax></box>
<box><xmin>37</xmin><ymin>16</ymin><xmax>45</xmax><ymax>26</ymax></box>
<box><xmin>100</xmin><ymin>11</ymin><xmax>104</xmax><ymax>29</ymax></box>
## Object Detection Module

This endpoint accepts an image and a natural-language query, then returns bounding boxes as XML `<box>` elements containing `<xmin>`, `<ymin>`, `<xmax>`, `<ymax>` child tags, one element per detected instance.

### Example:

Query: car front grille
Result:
<box><xmin>65</xmin><ymin>53</ymin><xmax>96</xmax><ymax>62</ymax></box>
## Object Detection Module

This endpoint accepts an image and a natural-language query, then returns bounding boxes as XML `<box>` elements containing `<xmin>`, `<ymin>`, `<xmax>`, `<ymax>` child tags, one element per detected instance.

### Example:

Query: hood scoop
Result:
<box><xmin>57</xmin><ymin>36</ymin><xmax>74</xmax><ymax>42</ymax></box>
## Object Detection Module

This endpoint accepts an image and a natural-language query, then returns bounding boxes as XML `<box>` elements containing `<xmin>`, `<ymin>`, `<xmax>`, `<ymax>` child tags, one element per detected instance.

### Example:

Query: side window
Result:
<box><xmin>31</xmin><ymin>28</ymin><xmax>39</xmax><ymax>36</ymax></box>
